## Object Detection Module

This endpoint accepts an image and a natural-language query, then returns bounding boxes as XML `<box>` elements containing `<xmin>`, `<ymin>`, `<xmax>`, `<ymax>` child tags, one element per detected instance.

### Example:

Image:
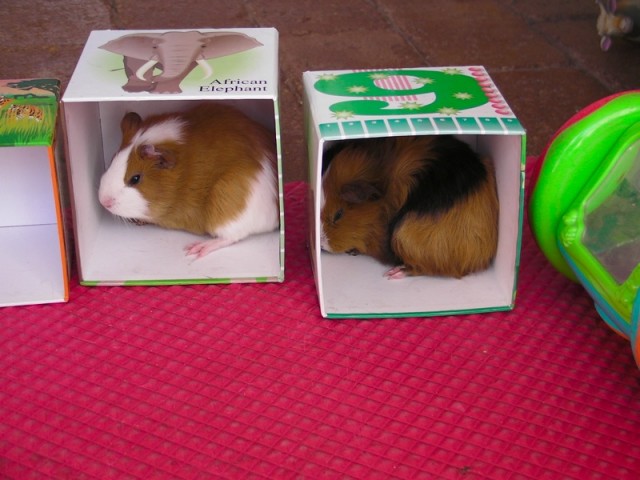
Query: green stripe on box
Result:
<box><xmin>319</xmin><ymin>122</ymin><xmax>342</xmax><ymax>139</ymax></box>
<box><xmin>342</xmin><ymin>121</ymin><xmax>365</xmax><ymax>137</ymax></box>
<box><xmin>365</xmin><ymin>119</ymin><xmax>388</xmax><ymax>135</ymax></box>
<box><xmin>479</xmin><ymin>117</ymin><xmax>505</xmax><ymax>133</ymax></box>
<box><xmin>501</xmin><ymin>117</ymin><xmax>525</xmax><ymax>133</ymax></box>
<box><xmin>80</xmin><ymin>279</ymin><xmax>237</xmax><ymax>287</ymax></box>
<box><xmin>457</xmin><ymin>117</ymin><xmax>483</xmax><ymax>133</ymax></box>
<box><xmin>388</xmin><ymin>118</ymin><xmax>412</xmax><ymax>134</ymax></box>
<box><xmin>433</xmin><ymin>117</ymin><xmax>458</xmax><ymax>133</ymax></box>
<box><xmin>121</xmin><ymin>278</ymin><xmax>234</xmax><ymax>286</ymax></box>
<box><xmin>411</xmin><ymin>117</ymin><xmax>436</xmax><ymax>133</ymax></box>
<box><xmin>118</xmin><ymin>276</ymin><xmax>282</xmax><ymax>286</ymax></box>
<box><xmin>326</xmin><ymin>304</ymin><xmax>514</xmax><ymax>319</ymax></box>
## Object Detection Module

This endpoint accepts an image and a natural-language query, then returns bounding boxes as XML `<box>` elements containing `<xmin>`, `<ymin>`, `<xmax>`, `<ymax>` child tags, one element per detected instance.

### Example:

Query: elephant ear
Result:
<box><xmin>200</xmin><ymin>32</ymin><xmax>263</xmax><ymax>59</ymax></box>
<box><xmin>99</xmin><ymin>34</ymin><xmax>165</xmax><ymax>60</ymax></box>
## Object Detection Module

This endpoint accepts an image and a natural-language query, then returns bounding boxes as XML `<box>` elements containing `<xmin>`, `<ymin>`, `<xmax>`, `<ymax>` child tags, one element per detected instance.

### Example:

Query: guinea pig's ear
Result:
<box><xmin>120</xmin><ymin>112</ymin><xmax>142</xmax><ymax>145</ymax></box>
<box><xmin>340</xmin><ymin>181</ymin><xmax>381</xmax><ymax>204</ymax></box>
<box><xmin>138</xmin><ymin>144</ymin><xmax>176</xmax><ymax>169</ymax></box>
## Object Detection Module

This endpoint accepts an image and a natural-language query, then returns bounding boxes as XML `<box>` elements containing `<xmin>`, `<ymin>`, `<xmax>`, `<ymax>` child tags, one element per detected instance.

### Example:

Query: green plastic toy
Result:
<box><xmin>529</xmin><ymin>91</ymin><xmax>640</xmax><ymax>367</ymax></box>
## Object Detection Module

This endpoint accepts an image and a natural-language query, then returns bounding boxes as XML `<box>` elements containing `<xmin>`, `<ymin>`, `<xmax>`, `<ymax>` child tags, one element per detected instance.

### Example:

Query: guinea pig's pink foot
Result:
<box><xmin>184</xmin><ymin>238</ymin><xmax>235</xmax><ymax>258</ymax></box>
<box><xmin>384</xmin><ymin>265</ymin><xmax>408</xmax><ymax>280</ymax></box>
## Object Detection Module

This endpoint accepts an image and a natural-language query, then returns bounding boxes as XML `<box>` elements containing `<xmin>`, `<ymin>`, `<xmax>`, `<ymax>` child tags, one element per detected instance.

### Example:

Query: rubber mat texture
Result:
<box><xmin>2</xmin><ymin>176</ymin><xmax>640</xmax><ymax>479</ymax></box>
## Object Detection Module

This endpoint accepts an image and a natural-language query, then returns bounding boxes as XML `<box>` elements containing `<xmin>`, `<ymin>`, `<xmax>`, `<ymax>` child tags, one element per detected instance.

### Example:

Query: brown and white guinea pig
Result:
<box><xmin>98</xmin><ymin>103</ymin><xmax>279</xmax><ymax>258</ymax></box>
<box><xmin>320</xmin><ymin>135</ymin><xmax>499</xmax><ymax>279</ymax></box>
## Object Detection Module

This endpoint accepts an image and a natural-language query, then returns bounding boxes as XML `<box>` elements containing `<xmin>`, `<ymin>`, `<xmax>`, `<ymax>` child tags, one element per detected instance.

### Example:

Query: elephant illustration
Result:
<box><xmin>99</xmin><ymin>30</ymin><xmax>263</xmax><ymax>93</ymax></box>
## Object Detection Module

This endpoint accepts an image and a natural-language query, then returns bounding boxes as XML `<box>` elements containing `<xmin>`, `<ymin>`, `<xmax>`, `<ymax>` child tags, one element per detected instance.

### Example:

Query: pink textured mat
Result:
<box><xmin>2</xmin><ymin>177</ymin><xmax>640</xmax><ymax>479</ymax></box>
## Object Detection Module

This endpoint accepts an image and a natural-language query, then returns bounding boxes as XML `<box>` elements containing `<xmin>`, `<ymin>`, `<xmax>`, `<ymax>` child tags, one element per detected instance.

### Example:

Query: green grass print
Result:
<box><xmin>0</xmin><ymin>98</ymin><xmax>57</xmax><ymax>146</ymax></box>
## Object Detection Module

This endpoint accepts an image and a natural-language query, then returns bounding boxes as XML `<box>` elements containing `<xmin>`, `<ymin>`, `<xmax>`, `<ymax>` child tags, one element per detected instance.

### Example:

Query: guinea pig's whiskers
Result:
<box><xmin>126</xmin><ymin>218</ymin><xmax>149</xmax><ymax>226</ymax></box>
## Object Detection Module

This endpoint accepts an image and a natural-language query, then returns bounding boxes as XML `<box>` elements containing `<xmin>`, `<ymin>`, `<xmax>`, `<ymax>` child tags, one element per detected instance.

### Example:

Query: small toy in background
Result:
<box><xmin>98</xmin><ymin>103</ymin><xmax>279</xmax><ymax>259</ymax></box>
<box><xmin>529</xmin><ymin>91</ymin><xmax>640</xmax><ymax>368</ymax></box>
<box><xmin>596</xmin><ymin>0</ymin><xmax>640</xmax><ymax>51</ymax></box>
<box><xmin>320</xmin><ymin>135</ymin><xmax>499</xmax><ymax>279</ymax></box>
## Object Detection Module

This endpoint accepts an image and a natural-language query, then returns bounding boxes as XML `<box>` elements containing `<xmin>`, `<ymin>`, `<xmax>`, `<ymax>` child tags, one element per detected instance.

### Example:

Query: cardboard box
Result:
<box><xmin>62</xmin><ymin>29</ymin><xmax>284</xmax><ymax>286</ymax></box>
<box><xmin>304</xmin><ymin>67</ymin><xmax>526</xmax><ymax>318</ymax></box>
<box><xmin>0</xmin><ymin>78</ymin><xmax>70</xmax><ymax>306</ymax></box>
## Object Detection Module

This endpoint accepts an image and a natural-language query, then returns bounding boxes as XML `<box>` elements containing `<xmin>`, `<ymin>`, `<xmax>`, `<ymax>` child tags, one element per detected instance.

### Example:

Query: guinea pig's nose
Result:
<box><xmin>100</xmin><ymin>196</ymin><xmax>115</xmax><ymax>209</ymax></box>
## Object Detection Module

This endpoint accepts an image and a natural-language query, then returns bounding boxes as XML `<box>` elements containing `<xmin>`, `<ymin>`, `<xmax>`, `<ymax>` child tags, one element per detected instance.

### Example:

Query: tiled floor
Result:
<box><xmin>1</xmin><ymin>0</ymin><xmax>638</xmax><ymax>182</ymax></box>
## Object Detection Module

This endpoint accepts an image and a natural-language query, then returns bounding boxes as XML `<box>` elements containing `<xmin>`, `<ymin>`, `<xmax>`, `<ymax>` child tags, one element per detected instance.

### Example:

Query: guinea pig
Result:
<box><xmin>98</xmin><ymin>103</ymin><xmax>279</xmax><ymax>258</ymax></box>
<box><xmin>319</xmin><ymin>135</ymin><xmax>499</xmax><ymax>279</ymax></box>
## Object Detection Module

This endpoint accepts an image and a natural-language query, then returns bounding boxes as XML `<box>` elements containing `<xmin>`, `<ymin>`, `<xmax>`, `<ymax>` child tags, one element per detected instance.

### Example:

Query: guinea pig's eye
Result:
<box><xmin>333</xmin><ymin>208</ymin><xmax>344</xmax><ymax>223</ymax></box>
<box><xmin>128</xmin><ymin>174</ymin><xmax>141</xmax><ymax>186</ymax></box>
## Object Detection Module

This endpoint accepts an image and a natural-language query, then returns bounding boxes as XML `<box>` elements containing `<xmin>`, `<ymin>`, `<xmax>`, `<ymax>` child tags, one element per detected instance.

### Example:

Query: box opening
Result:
<box><xmin>0</xmin><ymin>146</ymin><xmax>66</xmax><ymax>305</ymax></box>
<box><xmin>314</xmin><ymin>133</ymin><xmax>523</xmax><ymax>317</ymax></box>
<box><xmin>64</xmin><ymin>99</ymin><xmax>282</xmax><ymax>285</ymax></box>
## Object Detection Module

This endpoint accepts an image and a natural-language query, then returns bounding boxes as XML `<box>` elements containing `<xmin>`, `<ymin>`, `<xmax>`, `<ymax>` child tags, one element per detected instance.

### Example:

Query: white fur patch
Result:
<box><xmin>98</xmin><ymin>116</ymin><xmax>187</xmax><ymax>221</ymax></box>
<box><xmin>135</xmin><ymin>117</ymin><xmax>186</xmax><ymax>147</ymax></box>
<box><xmin>213</xmin><ymin>157</ymin><xmax>279</xmax><ymax>241</ymax></box>
<box><xmin>98</xmin><ymin>144</ymin><xmax>152</xmax><ymax>221</ymax></box>
<box><xmin>320</xmin><ymin>227</ymin><xmax>331</xmax><ymax>252</ymax></box>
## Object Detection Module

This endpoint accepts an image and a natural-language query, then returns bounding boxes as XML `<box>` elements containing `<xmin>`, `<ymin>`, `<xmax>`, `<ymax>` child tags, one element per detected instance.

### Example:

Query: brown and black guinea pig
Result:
<box><xmin>319</xmin><ymin>135</ymin><xmax>499</xmax><ymax>279</ymax></box>
<box><xmin>98</xmin><ymin>103</ymin><xmax>279</xmax><ymax>259</ymax></box>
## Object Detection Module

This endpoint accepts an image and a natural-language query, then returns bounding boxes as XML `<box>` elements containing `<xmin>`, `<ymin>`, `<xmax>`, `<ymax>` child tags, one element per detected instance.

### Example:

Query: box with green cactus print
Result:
<box><xmin>303</xmin><ymin>67</ymin><xmax>526</xmax><ymax>318</ymax></box>
<box><xmin>0</xmin><ymin>78</ymin><xmax>70</xmax><ymax>306</ymax></box>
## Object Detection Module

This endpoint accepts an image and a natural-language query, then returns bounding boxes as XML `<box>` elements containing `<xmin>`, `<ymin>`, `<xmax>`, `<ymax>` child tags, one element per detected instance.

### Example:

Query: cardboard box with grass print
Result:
<box><xmin>0</xmin><ymin>78</ymin><xmax>70</xmax><ymax>306</ymax></box>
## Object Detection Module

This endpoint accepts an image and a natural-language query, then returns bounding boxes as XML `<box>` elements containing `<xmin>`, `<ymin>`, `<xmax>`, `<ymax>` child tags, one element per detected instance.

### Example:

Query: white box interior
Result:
<box><xmin>63</xmin><ymin>98</ymin><xmax>283</xmax><ymax>285</ymax></box>
<box><xmin>310</xmin><ymin>133</ymin><xmax>524</xmax><ymax>318</ymax></box>
<box><xmin>0</xmin><ymin>146</ymin><xmax>67</xmax><ymax>306</ymax></box>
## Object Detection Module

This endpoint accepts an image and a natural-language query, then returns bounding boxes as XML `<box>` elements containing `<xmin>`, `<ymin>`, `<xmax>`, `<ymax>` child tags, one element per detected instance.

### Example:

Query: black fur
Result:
<box><xmin>387</xmin><ymin>135</ymin><xmax>489</xmax><ymax>252</ymax></box>
<box><xmin>400</xmin><ymin>135</ymin><xmax>488</xmax><ymax>216</ymax></box>
<box><xmin>321</xmin><ymin>138</ymin><xmax>393</xmax><ymax>175</ymax></box>
<box><xmin>324</xmin><ymin>136</ymin><xmax>487</xmax><ymax>212</ymax></box>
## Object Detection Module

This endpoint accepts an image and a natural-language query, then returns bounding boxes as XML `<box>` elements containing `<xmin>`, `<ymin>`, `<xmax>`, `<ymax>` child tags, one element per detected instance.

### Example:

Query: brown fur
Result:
<box><xmin>383</xmin><ymin>136</ymin><xmax>440</xmax><ymax>211</ymax></box>
<box><xmin>321</xmin><ymin>144</ymin><xmax>397</xmax><ymax>264</ymax></box>
<box><xmin>391</xmin><ymin>157</ymin><xmax>499</xmax><ymax>278</ymax></box>
<box><xmin>121</xmin><ymin>103</ymin><xmax>276</xmax><ymax>236</ymax></box>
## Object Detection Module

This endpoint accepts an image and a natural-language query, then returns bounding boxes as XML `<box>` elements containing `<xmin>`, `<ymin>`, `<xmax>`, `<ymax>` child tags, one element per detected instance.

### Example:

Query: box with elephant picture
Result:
<box><xmin>62</xmin><ymin>28</ymin><xmax>284</xmax><ymax>286</ymax></box>
<box><xmin>303</xmin><ymin>67</ymin><xmax>526</xmax><ymax>318</ymax></box>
